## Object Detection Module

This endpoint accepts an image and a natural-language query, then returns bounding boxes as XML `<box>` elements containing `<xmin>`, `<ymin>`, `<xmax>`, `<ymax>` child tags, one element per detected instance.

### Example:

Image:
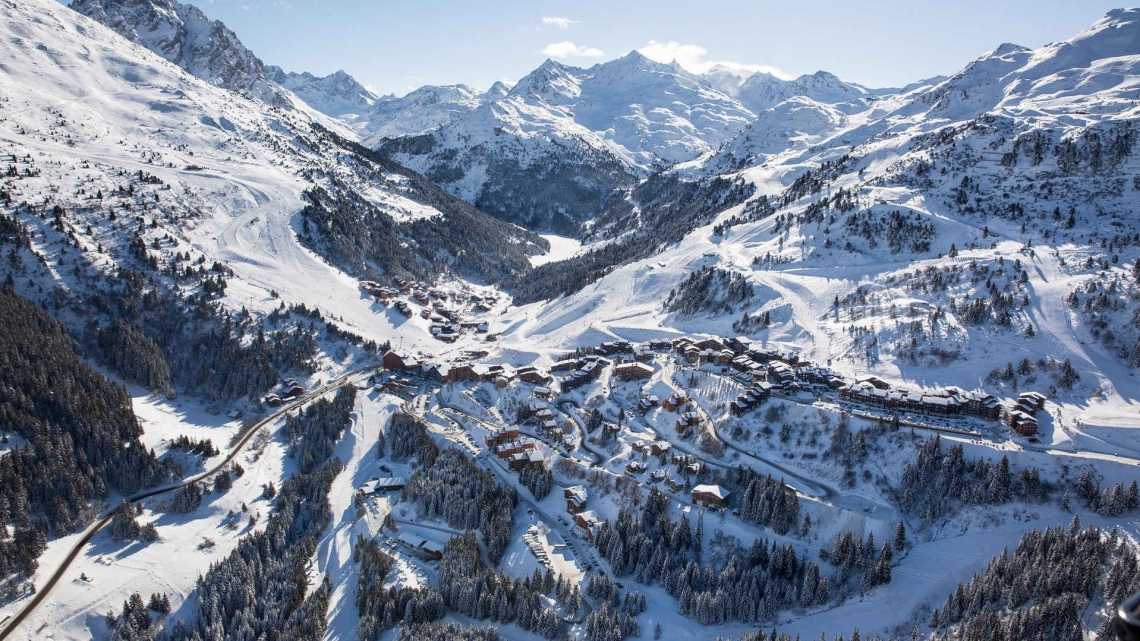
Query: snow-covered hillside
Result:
<box><xmin>506</xmin><ymin>7</ymin><xmax>1140</xmax><ymax>450</ymax></box>
<box><xmin>0</xmin><ymin>0</ymin><xmax>541</xmax><ymax>357</ymax></box>
<box><xmin>71</xmin><ymin>0</ymin><xmax>291</xmax><ymax>106</ymax></box>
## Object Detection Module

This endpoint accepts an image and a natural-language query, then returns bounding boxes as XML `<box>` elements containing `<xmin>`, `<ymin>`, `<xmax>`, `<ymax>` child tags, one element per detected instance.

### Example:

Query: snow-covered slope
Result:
<box><xmin>2</xmin><ymin>0</ymin><xmax>541</xmax><ymax>343</ymax></box>
<box><xmin>71</xmin><ymin>0</ymin><xmax>291</xmax><ymax>106</ymax></box>
<box><xmin>509</xmin><ymin>8</ymin><xmax>1140</xmax><ymax>446</ymax></box>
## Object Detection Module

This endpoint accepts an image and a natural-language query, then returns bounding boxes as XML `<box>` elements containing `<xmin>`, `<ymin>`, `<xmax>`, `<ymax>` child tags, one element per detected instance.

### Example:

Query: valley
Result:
<box><xmin>0</xmin><ymin>0</ymin><xmax>1139</xmax><ymax>640</ymax></box>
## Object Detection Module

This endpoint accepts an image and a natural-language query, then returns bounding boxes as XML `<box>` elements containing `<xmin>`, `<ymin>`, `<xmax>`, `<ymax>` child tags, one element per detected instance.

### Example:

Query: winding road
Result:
<box><xmin>0</xmin><ymin>369</ymin><xmax>372</xmax><ymax>641</ymax></box>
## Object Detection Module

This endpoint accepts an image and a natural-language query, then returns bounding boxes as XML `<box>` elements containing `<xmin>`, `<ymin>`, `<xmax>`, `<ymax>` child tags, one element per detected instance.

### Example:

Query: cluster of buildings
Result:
<box><xmin>264</xmin><ymin>378</ymin><xmax>306</xmax><ymax>407</ymax></box>
<box><xmin>382</xmin><ymin>350</ymin><xmax>554</xmax><ymax>391</ymax></box>
<box><xmin>729</xmin><ymin>381</ymin><xmax>773</xmax><ymax>416</ymax></box>
<box><xmin>484</xmin><ymin>428</ymin><xmax>544</xmax><ymax>470</ymax></box>
<box><xmin>838</xmin><ymin>378</ymin><xmax>1002</xmax><ymax>422</ymax></box>
<box><xmin>362</xmin><ymin>278</ymin><xmax>491</xmax><ymax>338</ymax></box>
<box><xmin>554</xmin><ymin>354</ymin><xmax>611</xmax><ymax>391</ymax></box>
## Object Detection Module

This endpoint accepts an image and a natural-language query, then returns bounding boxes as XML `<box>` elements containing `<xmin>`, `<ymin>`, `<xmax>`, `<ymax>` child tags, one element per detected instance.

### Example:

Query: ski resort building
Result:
<box><xmin>565</xmin><ymin>485</ymin><xmax>588</xmax><ymax>514</ymax></box>
<box><xmin>614</xmin><ymin>361</ymin><xmax>654</xmax><ymax>381</ymax></box>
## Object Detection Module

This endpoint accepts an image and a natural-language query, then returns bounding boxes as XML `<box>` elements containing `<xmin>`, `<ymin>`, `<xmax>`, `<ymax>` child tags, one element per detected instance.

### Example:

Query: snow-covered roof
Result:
<box><xmin>691</xmin><ymin>484</ymin><xmax>730</xmax><ymax>500</ymax></box>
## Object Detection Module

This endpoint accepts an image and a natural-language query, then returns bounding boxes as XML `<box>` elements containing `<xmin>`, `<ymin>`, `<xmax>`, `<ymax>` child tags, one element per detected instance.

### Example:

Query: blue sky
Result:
<box><xmin>177</xmin><ymin>0</ymin><xmax>1122</xmax><ymax>95</ymax></box>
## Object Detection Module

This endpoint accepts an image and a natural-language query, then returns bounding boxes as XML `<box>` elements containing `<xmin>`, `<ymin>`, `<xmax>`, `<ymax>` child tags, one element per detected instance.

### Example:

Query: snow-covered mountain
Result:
<box><xmin>359</xmin><ymin>83</ymin><xmax>484</xmax><ymax>140</ymax></box>
<box><xmin>267</xmin><ymin>66</ymin><xmax>377</xmax><ymax>118</ymax></box>
<box><xmin>3</xmin><ymin>0</ymin><xmax>543</xmax><ymax>319</ymax></box>
<box><xmin>376</xmin><ymin>52</ymin><xmax>871</xmax><ymax>229</ymax></box>
<box><xmin>71</xmin><ymin>0</ymin><xmax>291</xmax><ymax>106</ymax></box>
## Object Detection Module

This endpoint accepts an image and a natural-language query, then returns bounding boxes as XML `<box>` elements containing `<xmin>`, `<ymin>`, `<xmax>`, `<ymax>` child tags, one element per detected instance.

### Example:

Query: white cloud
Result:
<box><xmin>637</xmin><ymin>40</ymin><xmax>792</xmax><ymax>79</ymax></box>
<box><xmin>541</xmin><ymin>16</ymin><xmax>575</xmax><ymax>29</ymax></box>
<box><xmin>542</xmin><ymin>41</ymin><xmax>604</xmax><ymax>59</ymax></box>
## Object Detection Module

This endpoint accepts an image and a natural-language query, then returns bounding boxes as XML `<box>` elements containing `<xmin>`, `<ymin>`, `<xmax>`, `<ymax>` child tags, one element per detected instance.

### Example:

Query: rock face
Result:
<box><xmin>71</xmin><ymin>0</ymin><xmax>289</xmax><ymax>106</ymax></box>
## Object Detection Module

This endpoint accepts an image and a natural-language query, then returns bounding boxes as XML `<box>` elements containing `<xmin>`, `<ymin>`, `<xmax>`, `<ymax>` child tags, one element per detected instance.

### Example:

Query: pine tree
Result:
<box><xmin>895</xmin><ymin>521</ymin><xmax>907</xmax><ymax>551</ymax></box>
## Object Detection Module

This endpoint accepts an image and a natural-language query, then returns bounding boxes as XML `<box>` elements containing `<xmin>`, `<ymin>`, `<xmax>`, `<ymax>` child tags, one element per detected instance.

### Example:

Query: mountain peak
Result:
<box><xmin>71</xmin><ymin>0</ymin><xmax>290</xmax><ymax>106</ymax></box>
<box><xmin>269</xmin><ymin>66</ymin><xmax>376</xmax><ymax>117</ymax></box>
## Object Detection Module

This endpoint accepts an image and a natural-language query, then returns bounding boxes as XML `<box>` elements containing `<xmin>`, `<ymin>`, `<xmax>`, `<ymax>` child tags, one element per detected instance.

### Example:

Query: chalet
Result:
<box><xmin>518</xmin><ymin>368</ymin><xmax>554</xmax><ymax>386</ymax></box>
<box><xmin>724</xmin><ymin>337</ymin><xmax>751</xmax><ymax>355</ymax></box>
<box><xmin>360</xmin><ymin>477</ymin><xmax>406</xmax><ymax>494</ymax></box>
<box><xmin>448</xmin><ymin>363</ymin><xmax>484</xmax><ymax>383</ymax></box>
<box><xmin>565</xmin><ymin>485</ymin><xmax>588</xmax><ymax>514</ymax></box>
<box><xmin>649</xmin><ymin>469</ymin><xmax>668</xmax><ymax>483</ymax></box>
<box><xmin>509</xmin><ymin>450</ymin><xmax>545</xmax><ymax>471</ymax></box>
<box><xmin>1008</xmin><ymin>409</ymin><xmax>1038</xmax><ymax>436</ymax></box>
<box><xmin>518</xmin><ymin>399</ymin><xmax>548</xmax><ymax>420</ymax></box>
<box><xmin>576</xmin><ymin>510</ymin><xmax>602</xmax><ymax>539</ymax></box>
<box><xmin>673</xmin><ymin>337</ymin><xmax>695</xmax><ymax>354</ymax></box>
<box><xmin>650</xmin><ymin>441</ymin><xmax>672</xmax><ymax>457</ymax></box>
<box><xmin>398</xmin><ymin>533</ymin><xmax>443</xmax><ymax>560</ymax></box>
<box><xmin>360</xmin><ymin>281</ymin><xmax>383</xmax><ymax>296</ymax></box>
<box><xmin>614</xmin><ymin>362</ymin><xmax>654</xmax><ymax>381</ymax></box>
<box><xmin>696</xmin><ymin>338</ymin><xmax>724</xmax><ymax>352</ymax></box>
<box><xmin>685</xmin><ymin>461</ymin><xmax>703</xmax><ymax>476</ymax></box>
<box><xmin>716</xmin><ymin>349</ymin><xmax>735</xmax><ymax>366</ymax></box>
<box><xmin>632</xmin><ymin>345</ymin><xmax>654</xmax><ymax>362</ymax></box>
<box><xmin>494</xmin><ymin>375</ymin><xmax>510</xmax><ymax>389</ymax></box>
<box><xmin>729</xmin><ymin>398</ymin><xmax>750</xmax><ymax>416</ymax></box>
<box><xmin>682</xmin><ymin>345</ymin><xmax>702</xmax><ymax>363</ymax></box>
<box><xmin>421</xmin><ymin>540</ymin><xmax>444</xmax><ymax>560</ymax></box>
<box><xmin>630</xmin><ymin>440</ymin><xmax>647</xmax><ymax>453</ymax></box>
<box><xmin>281</xmin><ymin>385</ymin><xmax>306</xmax><ymax>400</ymax></box>
<box><xmin>395</xmin><ymin>301</ymin><xmax>413</xmax><ymax>316</ymax></box>
<box><xmin>560</xmin><ymin>358</ymin><xmax>609</xmax><ymax>391</ymax></box>
<box><xmin>730</xmin><ymin>382</ymin><xmax>772</xmax><ymax>416</ymax></box>
<box><xmin>383</xmin><ymin>350</ymin><xmax>419</xmax><ymax>371</ymax></box>
<box><xmin>676</xmin><ymin>411</ymin><xmax>702</xmax><ymax>433</ymax></box>
<box><xmin>599</xmin><ymin>341</ymin><xmax>632</xmax><ymax>355</ymax></box>
<box><xmin>667</xmin><ymin>477</ymin><xmax>686</xmax><ymax>492</ymax></box>
<box><xmin>1016</xmin><ymin>392</ymin><xmax>1047</xmax><ymax>415</ymax></box>
<box><xmin>637</xmin><ymin>395</ymin><xmax>660</xmax><ymax>414</ymax></box>
<box><xmin>532</xmin><ymin>386</ymin><xmax>553</xmax><ymax>400</ymax></box>
<box><xmin>625</xmin><ymin>461</ymin><xmax>647</xmax><ymax>476</ymax></box>
<box><xmin>422</xmin><ymin>364</ymin><xmax>449</xmax><ymax>382</ymax></box>
<box><xmin>663</xmin><ymin>393</ymin><xmax>690</xmax><ymax>412</ymax></box>
<box><xmin>551</xmin><ymin>358</ymin><xmax>580</xmax><ymax>373</ymax></box>
<box><xmin>731</xmin><ymin>355</ymin><xmax>760</xmax><ymax>374</ymax></box>
<box><xmin>767</xmin><ymin>361</ymin><xmax>796</xmax><ymax>387</ymax></box>
<box><xmin>264</xmin><ymin>393</ymin><xmax>282</xmax><ymax>408</ymax></box>
<box><xmin>691</xmin><ymin>484</ymin><xmax>730</xmax><ymax>508</ymax></box>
